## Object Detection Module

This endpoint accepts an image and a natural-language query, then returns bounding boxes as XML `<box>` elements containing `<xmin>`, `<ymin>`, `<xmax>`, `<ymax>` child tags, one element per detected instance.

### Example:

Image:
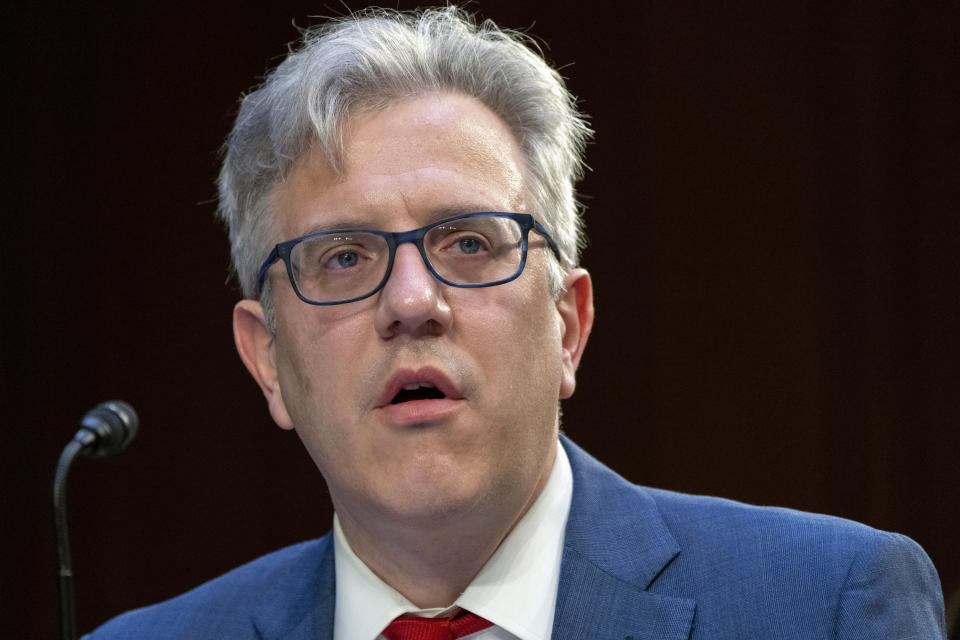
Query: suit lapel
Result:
<box><xmin>553</xmin><ymin>437</ymin><xmax>695</xmax><ymax>640</ymax></box>
<box><xmin>251</xmin><ymin>535</ymin><xmax>337</xmax><ymax>640</ymax></box>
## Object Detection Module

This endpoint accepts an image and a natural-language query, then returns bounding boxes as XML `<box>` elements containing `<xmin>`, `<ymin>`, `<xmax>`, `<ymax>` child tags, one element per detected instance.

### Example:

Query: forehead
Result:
<box><xmin>271</xmin><ymin>93</ymin><xmax>527</xmax><ymax>236</ymax></box>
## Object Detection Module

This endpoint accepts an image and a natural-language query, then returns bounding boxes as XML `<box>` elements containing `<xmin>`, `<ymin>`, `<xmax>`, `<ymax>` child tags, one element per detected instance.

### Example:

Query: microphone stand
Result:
<box><xmin>53</xmin><ymin>439</ymin><xmax>86</xmax><ymax>640</ymax></box>
<box><xmin>53</xmin><ymin>401</ymin><xmax>138</xmax><ymax>640</ymax></box>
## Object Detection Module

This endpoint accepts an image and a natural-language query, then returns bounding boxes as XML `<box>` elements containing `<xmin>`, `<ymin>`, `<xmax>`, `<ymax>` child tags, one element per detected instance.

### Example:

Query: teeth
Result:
<box><xmin>402</xmin><ymin>381</ymin><xmax>435</xmax><ymax>390</ymax></box>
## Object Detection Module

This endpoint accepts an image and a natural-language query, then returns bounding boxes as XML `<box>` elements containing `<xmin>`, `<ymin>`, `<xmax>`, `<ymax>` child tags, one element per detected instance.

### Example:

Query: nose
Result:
<box><xmin>374</xmin><ymin>242</ymin><xmax>452</xmax><ymax>339</ymax></box>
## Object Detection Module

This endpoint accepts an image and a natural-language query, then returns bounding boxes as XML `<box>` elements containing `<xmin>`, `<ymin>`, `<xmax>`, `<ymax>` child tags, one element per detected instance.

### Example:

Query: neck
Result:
<box><xmin>335</xmin><ymin>450</ymin><xmax>555</xmax><ymax>608</ymax></box>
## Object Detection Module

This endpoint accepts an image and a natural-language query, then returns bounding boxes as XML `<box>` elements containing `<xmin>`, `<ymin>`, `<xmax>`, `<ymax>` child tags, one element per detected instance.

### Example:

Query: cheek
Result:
<box><xmin>272</xmin><ymin>313</ymin><xmax>375</xmax><ymax>479</ymax></box>
<box><xmin>273</xmin><ymin>303</ymin><xmax>373</xmax><ymax>420</ymax></box>
<box><xmin>457</xmin><ymin>280</ymin><xmax>564</xmax><ymax>402</ymax></box>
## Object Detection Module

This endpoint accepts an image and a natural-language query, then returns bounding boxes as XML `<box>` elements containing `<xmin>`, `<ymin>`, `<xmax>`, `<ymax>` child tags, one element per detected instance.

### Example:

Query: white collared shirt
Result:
<box><xmin>333</xmin><ymin>441</ymin><xmax>573</xmax><ymax>640</ymax></box>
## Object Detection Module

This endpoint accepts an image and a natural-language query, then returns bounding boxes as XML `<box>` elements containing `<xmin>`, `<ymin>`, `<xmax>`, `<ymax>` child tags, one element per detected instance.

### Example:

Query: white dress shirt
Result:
<box><xmin>332</xmin><ymin>441</ymin><xmax>573</xmax><ymax>640</ymax></box>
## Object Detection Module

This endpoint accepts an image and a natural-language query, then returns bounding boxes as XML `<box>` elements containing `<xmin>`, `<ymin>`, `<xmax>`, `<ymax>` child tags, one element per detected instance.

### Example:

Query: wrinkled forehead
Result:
<box><xmin>343</xmin><ymin>93</ymin><xmax>525</xmax><ymax>180</ymax></box>
<box><xmin>269</xmin><ymin>93</ymin><xmax>529</xmax><ymax>237</ymax></box>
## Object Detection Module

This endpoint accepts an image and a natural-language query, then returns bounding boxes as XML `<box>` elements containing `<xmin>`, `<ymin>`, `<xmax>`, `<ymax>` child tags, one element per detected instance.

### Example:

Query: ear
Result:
<box><xmin>233</xmin><ymin>299</ymin><xmax>294</xmax><ymax>430</ymax></box>
<box><xmin>556</xmin><ymin>268</ymin><xmax>594</xmax><ymax>399</ymax></box>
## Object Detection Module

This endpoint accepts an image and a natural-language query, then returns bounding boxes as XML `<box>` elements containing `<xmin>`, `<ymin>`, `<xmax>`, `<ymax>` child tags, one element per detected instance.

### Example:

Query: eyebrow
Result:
<box><xmin>303</xmin><ymin>219</ymin><xmax>376</xmax><ymax>234</ymax></box>
<box><xmin>301</xmin><ymin>204</ymin><xmax>504</xmax><ymax>234</ymax></box>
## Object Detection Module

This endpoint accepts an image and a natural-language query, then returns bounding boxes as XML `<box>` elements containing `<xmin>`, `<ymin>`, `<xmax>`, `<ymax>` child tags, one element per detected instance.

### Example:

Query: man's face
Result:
<box><xmin>235</xmin><ymin>93</ymin><xmax>591</xmax><ymax>532</ymax></box>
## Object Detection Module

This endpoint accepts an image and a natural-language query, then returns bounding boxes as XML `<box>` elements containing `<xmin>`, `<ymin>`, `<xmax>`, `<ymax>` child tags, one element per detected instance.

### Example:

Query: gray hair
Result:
<box><xmin>217</xmin><ymin>6</ymin><xmax>592</xmax><ymax>324</ymax></box>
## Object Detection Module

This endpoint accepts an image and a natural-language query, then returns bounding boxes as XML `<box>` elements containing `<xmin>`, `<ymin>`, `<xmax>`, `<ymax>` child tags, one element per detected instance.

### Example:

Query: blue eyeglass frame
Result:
<box><xmin>255</xmin><ymin>211</ymin><xmax>562</xmax><ymax>306</ymax></box>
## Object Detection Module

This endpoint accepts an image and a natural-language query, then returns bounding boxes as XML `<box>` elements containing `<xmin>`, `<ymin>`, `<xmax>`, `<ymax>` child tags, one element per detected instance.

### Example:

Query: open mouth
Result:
<box><xmin>391</xmin><ymin>383</ymin><xmax>447</xmax><ymax>404</ymax></box>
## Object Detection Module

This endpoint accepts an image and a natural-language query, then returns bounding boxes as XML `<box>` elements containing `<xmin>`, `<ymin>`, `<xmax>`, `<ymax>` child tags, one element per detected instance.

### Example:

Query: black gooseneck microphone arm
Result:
<box><xmin>53</xmin><ymin>401</ymin><xmax>139</xmax><ymax>640</ymax></box>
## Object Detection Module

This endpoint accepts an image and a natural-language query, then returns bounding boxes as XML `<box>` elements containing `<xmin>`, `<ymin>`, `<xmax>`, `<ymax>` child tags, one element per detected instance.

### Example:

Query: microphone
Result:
<box><xmin>73</xmin><ymin>400</ymin><xmax>139</xmax><ymax>458</ymax></box>
<box><xmin>54</xmin><ymin>401</ymin><xmax>139</xmax><ymax>640</ymax></box>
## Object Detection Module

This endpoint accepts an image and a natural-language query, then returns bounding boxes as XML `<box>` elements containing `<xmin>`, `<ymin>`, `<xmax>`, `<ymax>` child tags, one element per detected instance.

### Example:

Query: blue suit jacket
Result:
<box><xmin>87</xmin><ymin>437</ymin><xmax>946</xmax><ymax>639</ymax></box>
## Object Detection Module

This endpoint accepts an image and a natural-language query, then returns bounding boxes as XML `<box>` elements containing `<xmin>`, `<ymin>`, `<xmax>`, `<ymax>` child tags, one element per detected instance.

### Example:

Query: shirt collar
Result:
<box><xmin>333</xmin><ymin>440</ymin><xmax>573</xmax><ymax>640</ymax></box>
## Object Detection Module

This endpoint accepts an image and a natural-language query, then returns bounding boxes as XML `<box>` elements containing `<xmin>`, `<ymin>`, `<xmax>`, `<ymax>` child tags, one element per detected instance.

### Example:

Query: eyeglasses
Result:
<box><xmin>256</xmin><ymin>212</ymin><xmax>561</xmax><ymax>306</ymax></box>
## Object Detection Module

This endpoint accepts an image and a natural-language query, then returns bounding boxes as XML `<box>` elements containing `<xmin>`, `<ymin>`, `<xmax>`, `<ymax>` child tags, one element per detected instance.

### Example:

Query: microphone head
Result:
<box><xmin>77</xmin><ymin>400</ymin><xmax>139</xmax><ymax>457</ymax></box>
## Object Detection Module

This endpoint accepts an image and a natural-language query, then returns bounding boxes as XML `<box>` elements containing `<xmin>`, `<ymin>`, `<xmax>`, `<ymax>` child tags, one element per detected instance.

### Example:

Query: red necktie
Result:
<box><xmin>381</xmin><ymin>610</ymin><xmax>494</xmax><ymax>640</ymax></box>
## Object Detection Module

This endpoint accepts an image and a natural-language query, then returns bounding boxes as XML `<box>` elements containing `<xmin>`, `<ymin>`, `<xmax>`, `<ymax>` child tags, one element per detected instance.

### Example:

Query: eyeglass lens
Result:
<box><xmin>289</xmin><ymin>215</ymin><xmax>525</xmax><ymax>303</ymax></box>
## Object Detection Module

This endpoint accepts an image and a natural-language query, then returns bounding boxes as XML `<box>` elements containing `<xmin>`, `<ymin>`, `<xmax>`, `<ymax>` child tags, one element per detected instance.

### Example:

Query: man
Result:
<box><xmin>87</xmin><ymin>7</ymin><xmax>946</xmax><ymax>639</ymax></box>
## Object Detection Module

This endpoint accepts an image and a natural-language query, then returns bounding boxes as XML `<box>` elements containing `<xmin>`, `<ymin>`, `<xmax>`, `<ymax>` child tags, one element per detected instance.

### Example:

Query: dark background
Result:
<box><xmin>4</xmin><ymin>2</ymin><xmax>958</xmax><ymax>637</ymax></box>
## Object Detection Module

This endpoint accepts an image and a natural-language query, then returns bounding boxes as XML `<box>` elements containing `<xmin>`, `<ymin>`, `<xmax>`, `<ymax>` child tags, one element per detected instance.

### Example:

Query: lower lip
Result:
<box><xmin>379</xmin><ymin>398</ymin><xmax>463</xmax><ymax>425</ymax></box>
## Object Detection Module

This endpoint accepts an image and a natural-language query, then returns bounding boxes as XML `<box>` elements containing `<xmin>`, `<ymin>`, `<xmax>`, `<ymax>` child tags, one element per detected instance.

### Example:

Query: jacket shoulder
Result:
<box><xmin>646</xmin><ymin>485</ymin><xmax>897</xmax><ymax>557</ymax></box>
<box><xmin>643</xmin><ymin>487</ymin><xmax>946</xmax><ymax>637</ymax></box>
<box><xmin>83</xmin><ymin>537</ymin><xmax>332</xmax><ymax>639</ymax></box>
<box><xmin>560</xmin><ymin>437</ymin><xmax>945</xmax><ymax>638</ymax></box>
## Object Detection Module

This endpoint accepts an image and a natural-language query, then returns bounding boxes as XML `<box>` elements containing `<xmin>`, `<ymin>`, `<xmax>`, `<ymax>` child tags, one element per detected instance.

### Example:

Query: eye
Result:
<box><xmin>426</xmin><ymin>220</ymin><xmax>504</xmax><ymax>261</ymax></box>
<box><xmin>457</xmin><ymin>236</ymin><xmax>485</xmax><ymax>255</ymax></box>
<box><xmin>443</xmin><ymin>232</ymin><xmax>491</xmax><ymax>256</ymax></box>
<box><xmin>327</xmin><ymin>250</ymin><xmax>360</xmax><ymax>269</ymax></box>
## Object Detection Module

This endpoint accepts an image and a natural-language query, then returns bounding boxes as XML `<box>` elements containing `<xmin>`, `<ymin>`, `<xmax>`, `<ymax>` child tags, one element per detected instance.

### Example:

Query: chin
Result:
<box><xmin>379</xmin><ymin>471</ymin><xmax>490</xmax><ymax>522</ymax></box>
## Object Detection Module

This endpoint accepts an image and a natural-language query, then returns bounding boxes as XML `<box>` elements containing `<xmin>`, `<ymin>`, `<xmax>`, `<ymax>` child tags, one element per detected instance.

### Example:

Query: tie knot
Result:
<box><xmin>381</xmin><ymin>610</ymin><xmax>493</xmax><ymax>640</ymax></box>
